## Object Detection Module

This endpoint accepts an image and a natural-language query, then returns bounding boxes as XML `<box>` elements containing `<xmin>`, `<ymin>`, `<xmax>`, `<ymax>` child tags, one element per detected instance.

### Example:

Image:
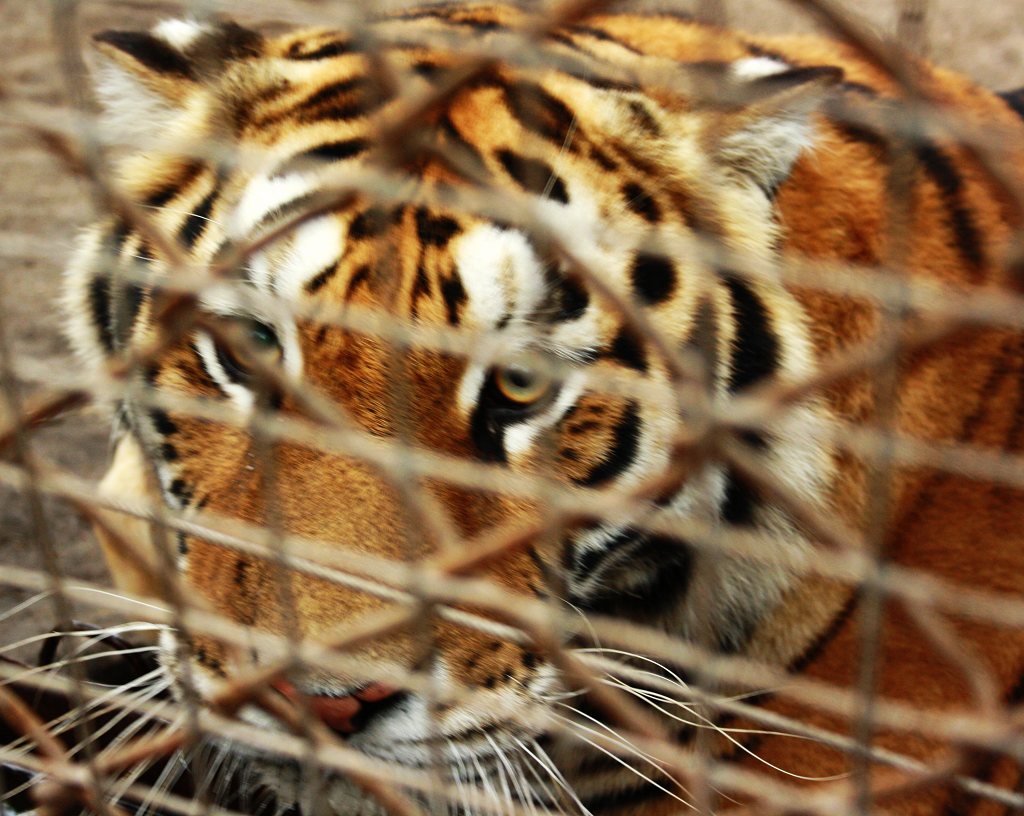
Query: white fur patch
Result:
<box><xmin>194</xmin><ymin>333</ymin><xmax>256</xmax><ymax>413</ymax></box>
<box><xmin>153</xmin><ymin>19</ymin><xmax>209</xmax><ymax>50</ymax></box>
<box><xmin>731</xmin><ymin>56</ymin><xmax>790</xmax><ymax>79</ymax></box>
<box><xmin>503</xmin><ymin>373</ymin><xmax>584</xmax><ymax>460</ymax></box>
<box><xmin>229</xmin><ymin>173</ymin><xmax>315</xmax><ymax>239</ymax></box>
<box><xmin>62</xmin><ymin>228</ymin><xmax>109</xmax><ymax>368</ymax></box>
<box><xmin>94</xmin><ymin>62</ymin><xmax>179</xmax><ymax>149</ymax></box>
<box><xmin>452</xmin><ymin>225</ymin><xmax>547</xmax><ymax>330</ymax></box>
<box><xmin>275</xmin><ymin>216</ymin><xmax>345</xmax><ymax>300</ymax></box>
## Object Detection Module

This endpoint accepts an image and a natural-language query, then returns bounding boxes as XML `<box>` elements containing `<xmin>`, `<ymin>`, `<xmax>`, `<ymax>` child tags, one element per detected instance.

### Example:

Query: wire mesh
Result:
<box><xmin>1</xmin><ymin>1</ymin><xmax>1024</xmax><ymax>815</ymax></box>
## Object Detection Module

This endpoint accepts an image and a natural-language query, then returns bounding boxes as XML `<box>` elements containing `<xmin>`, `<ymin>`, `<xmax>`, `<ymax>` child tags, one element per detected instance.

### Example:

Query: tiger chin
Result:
<box><xmin>62</xmin><ymin>4</ymin><xmax>1024</xmax><ymax>815</ymax></box>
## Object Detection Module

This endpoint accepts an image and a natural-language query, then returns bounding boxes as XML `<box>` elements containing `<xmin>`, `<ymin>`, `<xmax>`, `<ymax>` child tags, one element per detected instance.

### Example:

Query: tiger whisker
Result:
<box><xmin>0</xmin><ymin>621</ymin><xmax>164</xmax><ymax>657</ymax></box>
<box><xmin>547</xmin><ymin>708</ymin><xmax>697</xmax><ymax>811</ymax></box>
<box><xmin>0</xmin><ymin>591</ymin><xmax>54</xmax><ymax>626</ymax></box>
<box><xmin>514</xmin><ymin>738</ymin><xmax>591</xmax><ymax>816</ymax></box>
<box><xmin>594</xmin><ymin>674</ymin><xmax>850</xmax><ymax>783</ymax></box>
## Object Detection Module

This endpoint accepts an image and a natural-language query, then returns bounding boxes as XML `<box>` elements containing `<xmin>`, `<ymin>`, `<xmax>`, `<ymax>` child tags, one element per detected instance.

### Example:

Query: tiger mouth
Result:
<box><xmin>270</xmin><ymin>679</ymin><xmax>406</xmax><ymax>736</ymax></box>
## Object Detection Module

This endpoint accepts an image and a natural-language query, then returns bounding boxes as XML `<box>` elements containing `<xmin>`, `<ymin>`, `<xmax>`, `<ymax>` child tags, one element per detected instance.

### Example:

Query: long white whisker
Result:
<box><xmin>484</xmin><ymin>733</ymin><xmax>517</xmax><ymax>815</ymax></box>
<box><xmin>514</xmin><ymin>738</ymin><xmax>591</xmax><ymax>816</ymax></box>
<box><xmin>550</xmin><ymin>709</ymin><xmax>695</xmax><ymax>811</ymax></box>
<box><xmin>0</xmin><ymin>592</ymin><xmax>53</xmax><ymax>625</ymax></box>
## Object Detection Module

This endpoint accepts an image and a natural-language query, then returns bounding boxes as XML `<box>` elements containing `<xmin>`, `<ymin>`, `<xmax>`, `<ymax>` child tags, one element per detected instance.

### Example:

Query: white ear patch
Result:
<box><xmin>730</xmin><ymin>56</ymin><xmax>790</xmax><ymax>80</ymax></box>
<box><xmin>152</xmin><ymin>19</ymin><xmax>210</xmax><ymax>50</ymax></box>
<box><xmin>716</xmin><ymin>59</ymin><xmax>832</xmax><ymax>193</ymax></box>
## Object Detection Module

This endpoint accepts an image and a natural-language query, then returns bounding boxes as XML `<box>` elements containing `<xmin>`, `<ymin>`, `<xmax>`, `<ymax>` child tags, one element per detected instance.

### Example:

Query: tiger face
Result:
<box><xmin>64</xmin><ymin>4</ymin><xmax>1024</xmax><ymax>815</ymax></box>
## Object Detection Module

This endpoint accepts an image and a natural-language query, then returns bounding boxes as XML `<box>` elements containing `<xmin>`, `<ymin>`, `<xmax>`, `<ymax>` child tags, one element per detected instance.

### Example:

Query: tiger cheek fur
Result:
<box><xmin>62</xmin><ymin>5</ymin><xmax>1024</xmax><ymax>815</ymax></box>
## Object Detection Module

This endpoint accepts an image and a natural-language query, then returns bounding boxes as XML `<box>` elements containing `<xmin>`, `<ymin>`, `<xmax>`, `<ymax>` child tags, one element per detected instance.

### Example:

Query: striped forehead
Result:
<box><xmin>226</xmin><ymin>168</ymin><xmax>550</xmax><ymax>327</ymax></box>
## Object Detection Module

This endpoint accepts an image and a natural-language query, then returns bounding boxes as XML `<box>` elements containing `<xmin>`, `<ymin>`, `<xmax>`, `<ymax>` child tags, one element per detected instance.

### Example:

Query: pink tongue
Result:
<box><xmin>273</xmin><ymin>681</ymin><xmax>398</xmax><ymax>733</ymax></box>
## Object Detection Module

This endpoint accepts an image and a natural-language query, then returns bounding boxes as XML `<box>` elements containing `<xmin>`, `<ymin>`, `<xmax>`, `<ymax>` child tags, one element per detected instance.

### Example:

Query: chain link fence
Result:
<box><xmin>1</xmin><ymin>1</ymin><xmax>1024</xmax><ymax>814</ymax></box>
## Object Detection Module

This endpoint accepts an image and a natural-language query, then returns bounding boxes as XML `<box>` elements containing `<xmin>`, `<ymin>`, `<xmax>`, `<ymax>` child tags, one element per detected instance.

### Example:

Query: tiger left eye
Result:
<box><xmin>217</xmin><ymin>318</ymin><xmax>283</xmax><ymax>381</ymax></box>
<box><xmin>493</xmin><ymin>365</ymin><xmax>553</xmax><ymax>406</ymax></box>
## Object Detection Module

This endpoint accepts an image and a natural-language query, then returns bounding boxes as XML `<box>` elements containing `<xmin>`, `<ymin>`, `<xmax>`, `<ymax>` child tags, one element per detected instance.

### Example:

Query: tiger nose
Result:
<box><xmin>273</xmin><ymin>680</ymin><xmax>403</xmax><ymax>735</ymax></box>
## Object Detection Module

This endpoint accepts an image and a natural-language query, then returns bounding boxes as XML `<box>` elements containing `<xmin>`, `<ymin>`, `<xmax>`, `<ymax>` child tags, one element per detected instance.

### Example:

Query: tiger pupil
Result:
<box><xmin>248</xmin><ymin>322</ymin><xmax>277</xmax><ymax>349</ymax></box>
<box><xmin>507</xmin><ymin>369</ymin><xmax>533</xmax><ymax>389</ymax></box>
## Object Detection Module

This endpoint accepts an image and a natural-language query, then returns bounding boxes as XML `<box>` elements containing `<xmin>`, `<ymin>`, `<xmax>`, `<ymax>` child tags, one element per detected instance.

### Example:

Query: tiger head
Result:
<box><xmin>66</xmin><ymin>7</ymin><xmax>841</xmax><ymax>812</ymax></box>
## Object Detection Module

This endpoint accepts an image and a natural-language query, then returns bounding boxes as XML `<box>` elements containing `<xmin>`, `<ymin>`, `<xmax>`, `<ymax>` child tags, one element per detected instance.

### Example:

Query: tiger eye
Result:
<box><xmin>493</xmin><ymin>365</ymin><xmax>553</xmax><ymax>406</ymax></box>
<box><xmin>218</xmin><ymin>318</ymin><xmax>283</xmax><ymax>381</ymax></box>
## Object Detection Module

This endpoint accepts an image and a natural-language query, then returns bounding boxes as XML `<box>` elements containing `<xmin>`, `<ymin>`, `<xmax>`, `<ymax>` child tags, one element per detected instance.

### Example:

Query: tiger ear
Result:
<box><xmin>92</xmin><ymin>19</ymin><xmax>263</xmax><ymax>143</ymax></box>
<box><xmin>710</xmin><ymin>59</ymin><xmax>843</xmax><ymax>193</ymax></box>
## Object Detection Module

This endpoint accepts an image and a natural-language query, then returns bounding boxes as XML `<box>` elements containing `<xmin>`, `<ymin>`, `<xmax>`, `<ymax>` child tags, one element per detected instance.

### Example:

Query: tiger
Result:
<box><xmin>60</xmin><ymin>3</ymin><xmax>1024</xmax><ymax>814</ymax></box>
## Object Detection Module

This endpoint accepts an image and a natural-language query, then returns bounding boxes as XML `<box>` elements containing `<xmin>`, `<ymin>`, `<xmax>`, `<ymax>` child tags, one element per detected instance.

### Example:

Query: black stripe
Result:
<box><xmin>590</xmin><ymin>146</ymin><xmax>617</xmax><ymax>171</ymax></box>
<box><xmin>345</xmin><ymin>265</ymin><xmax>371</xmax><ymax>300</ymax></box>
<box><xmin>348</xmin><ymin>206</ymin><xmax>393</xmax><ymax>239</ymax></box>
<box><xmin>627</xmin><ymin>100</ymin><xmax>662</xmax><ymax>138</ymax></box>
<box><xmin>306</xmin><ymin>263</ymin><xmax>338</xmax><ymax>294</ymax></box>
<box><xmin>280</xmin><ymin>138</ymin><xmax>369</xmax><ymax>174</ymax></box>
<box><xmin>414</xmin><ymin>209</ymin><xmax>461</xmax><ymax>246</ymax></box>
<box><xmin>411</xmin><ymin>263</ymin><xmax>432</xmax><ymax>300</ymax></box>
<box><xmin>914</xmin><ymin>143</ymin><xmax>987</xmax><ymax>273</ymax></box>
<box><xmin>446</xmin><ymin>15</ymin><xmax>502</xmax><ymax>32</ymax></box>
<box><xmin>496</xmin><ymin>150</ymin><xmax>569</xmax><ymax>203</ymax></box>
<box><xmin>606</xmin><ymin>328</ymin><xmax>647</xmax><ymax>372</ymax></box>
<box><xmin>787</xmin><ymin>591</ymin><xmax>858</xmax><ymax>673</ymax></box>
<box><xmin>833</xmin><ymin>120</ymin><xmax>889</xmax><ymax>158</ymax></box>
<box><xmin>168</xmin><ymin>478</ymin><xmax>193</xmax><ymax>505</ymax></box>
<box><xmin>287</xmin><ymin>39</ymin><xmax>354</xmax><ymax>60</ymax></box>
<box><xmin>622</xmin><ymin>181</ymin><xmax>661</xmax><ymax>223</ymax></box>
<box><xmin>297</xmin><ymin>76</ymin><xmax>390</xmax><ymax>122</ymax></box>
<box><xmin>179</xmin><ymin>188</ymin><xmax>218</xmax><ymax>248</ymax></box>
<box><xmin>106</xmin><ymin>220</ymin><xmax>130</xmax><ymax>258</ymax></box>
<box><xmin>438</xmin><ymin>115</ymin><xmax>491</xmax><ymax>179</ymax></box>
<box><xmin>93</xmin><ymin>31</ymin><xmax>194</xmax><ymax>79</ymax></box>
<box><xmin>440</xmin><ymin>273</ymin><xmax>467</xmax><ymax>326</ymax></box>
<box><xmin>575</xmin><ymin>402</ymin><xmax>641</xmax><ymax>487</ymax></box>
<box><xmin>89</xmin><ymin>276</ymin><xmax>115</xmax><ymax>353</ymax></box>
<box><xmin>998</xmin><ymin>88</ymin><xmax>1024</xmax><ymax>122</ymax></box>
<box><xmin>299</xmin><ymin>76</ymin><xmax>370</xmax><ymax>110</ymax></box>
<box><xmin>503</xmin><ymin>81</ymin><xmax>576</xmax><ymax>147</ymax></box>
<box><xmin>252</xmin><ymin>191</ymin><xmax>317</xmax><ymax>236</ymax></box>
<box><xmin>567</xmin><ymin>25</ymin><xmax>644</xmax><ymax>55</ymax></box>
<box><xmin>149</xmin><ymin>409</ymin><xmax>178</xmax><ymax>436</ymax></box>
<box><xmin>722</xmin><ymin>272</ymin><xmax>780</xmax><ymax>392</ymax></box>
<box><xmin>144</xmin><ymin>162</ymin><xmax>204</xmax><ymax>208</ymax></box>
<box><xmin>117</xmin><ymin>281</ymin><xmax>146</xmax><ymax>347</ymax></box>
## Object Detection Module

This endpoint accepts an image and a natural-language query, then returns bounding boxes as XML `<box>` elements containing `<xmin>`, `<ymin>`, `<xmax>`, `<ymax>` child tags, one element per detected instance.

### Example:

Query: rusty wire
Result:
<box><xmin>1</xmin><ymin>0</ymin><xmax>1024</xmax><ymax>815</ymax></box>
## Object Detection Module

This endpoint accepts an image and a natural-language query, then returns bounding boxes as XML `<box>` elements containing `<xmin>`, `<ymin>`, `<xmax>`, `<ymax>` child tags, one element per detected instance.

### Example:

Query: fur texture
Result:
<box><xmin>65</xmin><ymin>5</ymin><xmax>1024</xmax><ymax>814</ymax></box>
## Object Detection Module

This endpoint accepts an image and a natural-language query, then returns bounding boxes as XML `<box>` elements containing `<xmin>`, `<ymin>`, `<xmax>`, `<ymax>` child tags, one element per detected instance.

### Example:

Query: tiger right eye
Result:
<box><xmin>493</xmin><ymin>365</ymin><xmax>554</xmax><ymax>407</ymax></box>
